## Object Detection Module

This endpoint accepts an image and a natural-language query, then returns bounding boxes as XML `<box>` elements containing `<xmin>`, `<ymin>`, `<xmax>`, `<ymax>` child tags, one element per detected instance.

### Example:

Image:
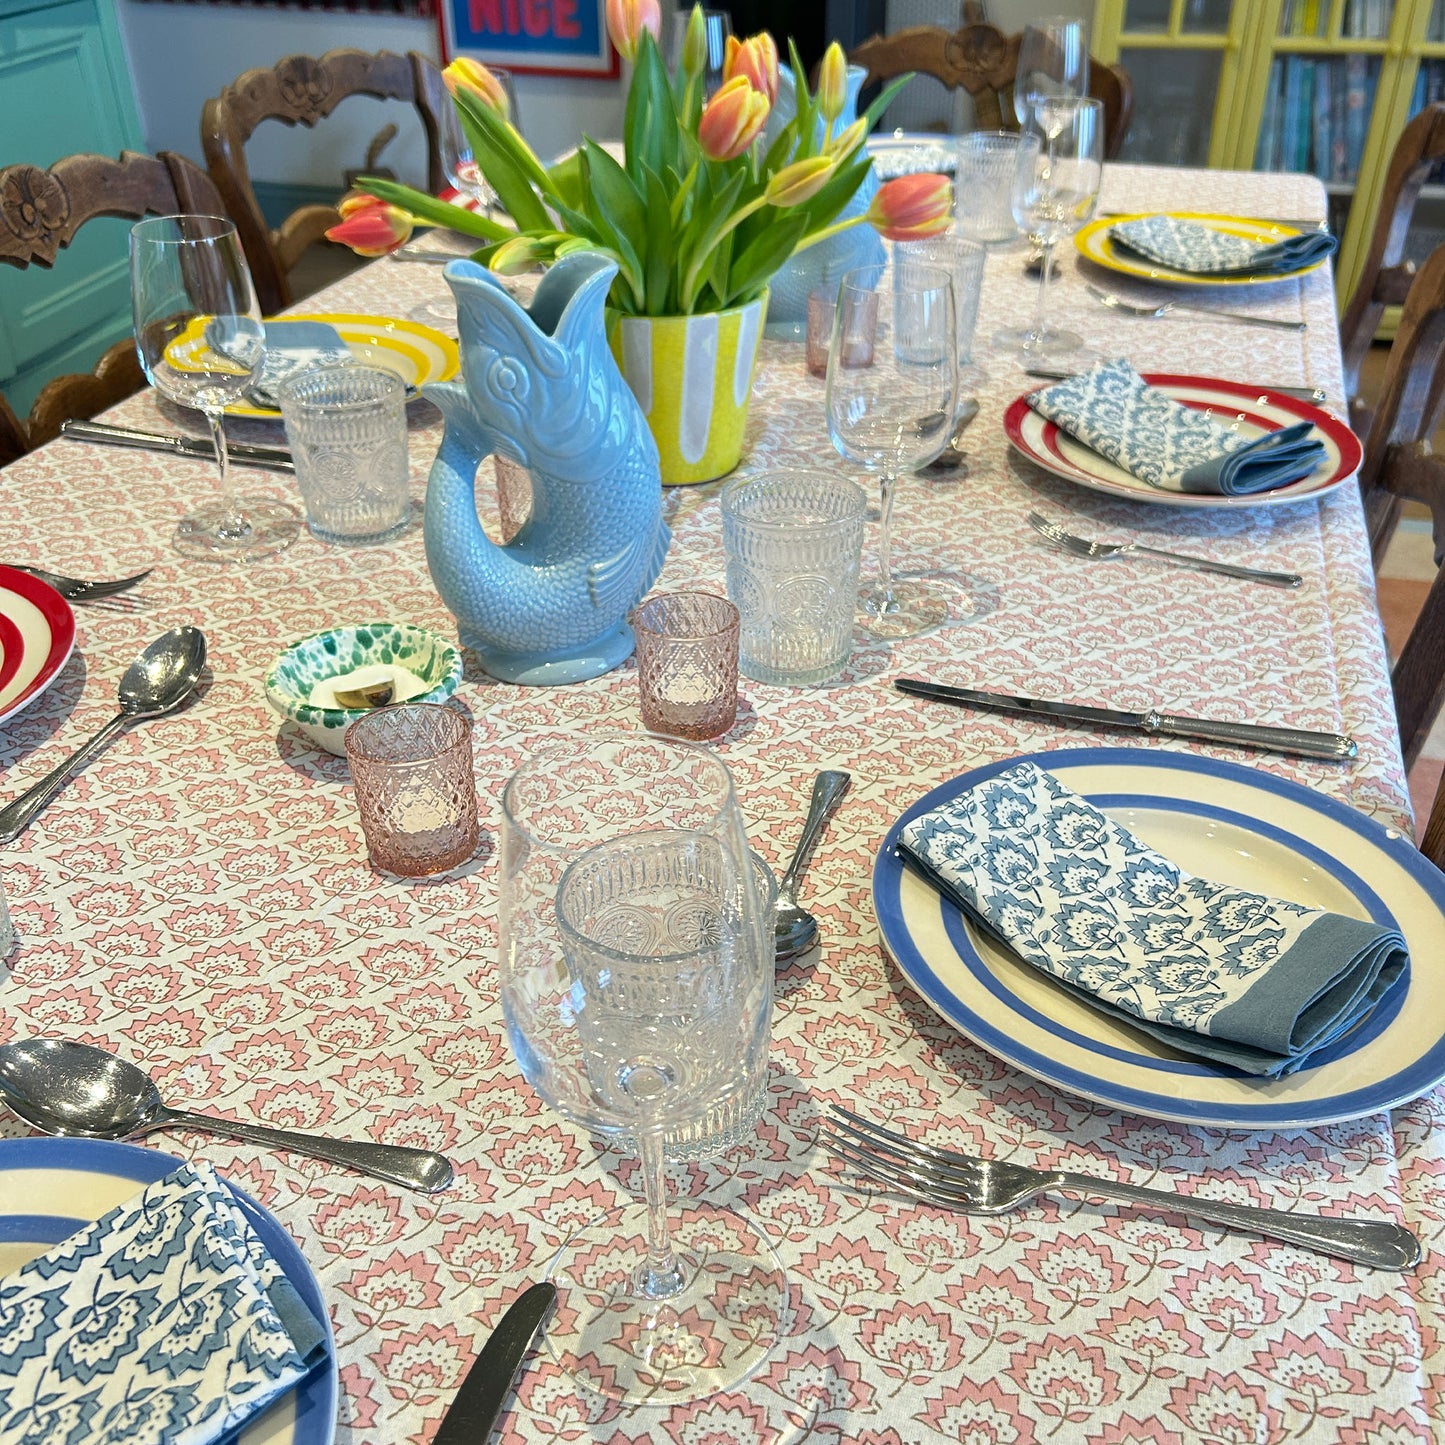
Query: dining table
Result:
<box><xmin>1</xmin><ymin>158</ymin><xmax>1440</xmax><ymax>1445</ymax></box>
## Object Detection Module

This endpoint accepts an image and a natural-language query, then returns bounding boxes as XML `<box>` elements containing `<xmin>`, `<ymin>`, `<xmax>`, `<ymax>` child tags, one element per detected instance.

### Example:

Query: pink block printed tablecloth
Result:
<box><xmin>1</xmin><ymin>164</ymin><xmax>1440</xmax><ymax>1444</ymax></box>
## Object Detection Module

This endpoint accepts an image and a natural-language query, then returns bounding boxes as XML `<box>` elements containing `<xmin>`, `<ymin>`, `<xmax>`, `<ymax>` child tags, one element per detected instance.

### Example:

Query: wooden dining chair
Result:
<box><xmin>1338</xmin><ymin>102</ymin><xmax>1445</xmax><ymax>437</ymax></box>
<box><xmin>1353</xmin><ymin>238</ymin><xmax>1445</xmax><ymax>849</ymax></box>
<box><xmin>0</xmin><ymin>149</ymin><xmax>226</xmax><ymax>467</ymax></box>
<box><xmin>847</xmin><ymin>22</ymin><xmax>1133</xmax><ymax>160</ymax></box>
<box><xmin>201</xmin><ymin>48</ymin><xmax>451</xmax><ymax>316</ymax></box>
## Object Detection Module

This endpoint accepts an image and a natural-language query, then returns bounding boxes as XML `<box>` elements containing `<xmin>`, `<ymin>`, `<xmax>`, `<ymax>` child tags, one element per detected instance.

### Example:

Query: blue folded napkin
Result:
<box><xmin>0</xmin><ymin>1161</ymin><xmax>326</xmax><ymax>1445</ymax></box>
<box><xmin>251</xmin><ymin>320</ymin><xmax>352</xmax><ymax>408</ymax></box>
<box><xmin>1110</xmin><ymin>215</ymin><xmax>1337</xmax><ymax>276</ymax></box>
<box><xmin>1027</xmin><ymin>358</ymin><xmax>1325</xmax><ymax>495</ymax></box>
<box><xmin>897</xmin><ymin>761</ymin><xmax>1407</xmax><ymax>1077</ymax></box>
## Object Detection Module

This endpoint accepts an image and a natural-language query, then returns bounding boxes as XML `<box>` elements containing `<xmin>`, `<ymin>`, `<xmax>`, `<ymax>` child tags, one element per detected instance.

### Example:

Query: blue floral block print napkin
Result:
<box><xmin>1028</xmin><ymin>358</ymin><xmax>1325</xmax><ymax>495</ymax></box>
<box><xmin>1110</xmin><ymin>215</ymin><xmax>1337</xmax><ymax>276</ymax></box>
<box><xmin>0</xmin><ymin>1161</ymin><xmax>326</xmax><ymax>1445</ymax></box>
<box><xmin>250</xmin><ymin>320</ymin><xmax>352</xmax><ymax>408</ymax></box>
<box><xmin>897</xmin><ymin>761</ymin><xmax>1406</xmax><ymax>1077</ymax></box>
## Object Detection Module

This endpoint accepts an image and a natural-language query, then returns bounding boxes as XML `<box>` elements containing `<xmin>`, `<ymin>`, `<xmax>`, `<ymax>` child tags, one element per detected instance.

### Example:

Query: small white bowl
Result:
<box><xmin>264</xmin><ymin>622</ymin><xmax>463</xmax><ymax>755</ymax></box>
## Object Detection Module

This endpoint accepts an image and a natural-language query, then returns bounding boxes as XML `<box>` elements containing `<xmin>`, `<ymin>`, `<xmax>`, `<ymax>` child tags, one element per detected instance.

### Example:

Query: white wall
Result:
<box><xmin>112</xmin><ymin>0</ymin><xmax>625</xmax><ymax>190</ymax></box>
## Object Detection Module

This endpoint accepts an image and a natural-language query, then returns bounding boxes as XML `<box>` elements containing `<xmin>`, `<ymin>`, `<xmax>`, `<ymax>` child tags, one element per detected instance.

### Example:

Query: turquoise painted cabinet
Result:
<box><xmin>0</xmin><ymin>0</ymin><xmax>144</xmax><ymax>415</ymax></box>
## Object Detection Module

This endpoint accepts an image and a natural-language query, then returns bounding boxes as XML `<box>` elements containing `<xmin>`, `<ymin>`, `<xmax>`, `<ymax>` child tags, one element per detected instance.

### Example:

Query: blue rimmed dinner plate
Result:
<box><xmin>0</xmin><ymin>1137</ymin><xmax>337</xmax><ymax>1445</ymax></box>
<box><xmin>873</xmin><ymin>747</ymin><xmax>1445</xmax><ymax>1129</ymax></box>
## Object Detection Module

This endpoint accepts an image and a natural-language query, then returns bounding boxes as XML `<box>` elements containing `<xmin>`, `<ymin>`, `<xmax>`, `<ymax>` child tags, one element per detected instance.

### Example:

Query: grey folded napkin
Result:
<box><xmin>1110</xmin><ymin>215</ymin><xmax>1337</xmax><ymax>276</ymax></box>
<box><xmin>1027</xmin><ymin>358</ymin><xmax>1326</xmax><ymax>495</ymax></box>
<box><xmin>250</xmin><ymin>319</ymin><xmax>352</xmax><ymax>408</ymax></box>
<box><xmin>0</xmin><ymin>1160</ymin><xmax>326</xmax><ymax>1445</ymax></box>
<box><xmin>897</xmin><ymin>760</ymin><xmax>1406</xmax><ymax>1077</ymax></box>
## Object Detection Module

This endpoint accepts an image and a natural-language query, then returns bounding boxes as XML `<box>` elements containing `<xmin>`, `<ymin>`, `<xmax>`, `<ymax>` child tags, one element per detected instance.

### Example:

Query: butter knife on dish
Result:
<box><xmin>60</xmin><ymin>420</ymin><xmax>295</xmax><ymax>473</ymax></box>
<box><xmin>433</xmin><ymin>1281</ymin><xmax>556</xmax><ymax>1445</ymax></box>
<box><xmin>894</xmin><ymin>678</ymin><xmax>1358</xmax><ymax>761</ymax></box>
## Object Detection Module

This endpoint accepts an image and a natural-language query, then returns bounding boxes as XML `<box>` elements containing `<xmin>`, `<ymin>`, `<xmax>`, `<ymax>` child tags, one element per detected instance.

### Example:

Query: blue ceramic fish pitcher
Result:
<box><xmin>423</xmin><ymin>254</ymin><xmax>670</xmax><ymax>685</ymax></box>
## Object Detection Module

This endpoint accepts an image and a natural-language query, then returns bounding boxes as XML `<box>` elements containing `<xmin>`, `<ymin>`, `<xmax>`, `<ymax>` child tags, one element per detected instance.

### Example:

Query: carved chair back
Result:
<box><xmin>847</xmin><ymin>22</ymin><xmax>1133</xmax><ymax>159</ymax></box>
<box><xmin>0</xmin><ymin>149</ymin><xmax>225</xmax><ymax>466</ymax></box>
<box><xmin>201</xmin><ymin>48</ymin><xmax>450</xmax><ymax>315</ymax></box>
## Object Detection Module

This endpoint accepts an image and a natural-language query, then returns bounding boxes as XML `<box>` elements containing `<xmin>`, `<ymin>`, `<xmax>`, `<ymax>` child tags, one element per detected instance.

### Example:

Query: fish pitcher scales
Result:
<box><xmin>423</xmin><ymin>254</ymin><xmax>671</xmax><ymax>684</ymax></box>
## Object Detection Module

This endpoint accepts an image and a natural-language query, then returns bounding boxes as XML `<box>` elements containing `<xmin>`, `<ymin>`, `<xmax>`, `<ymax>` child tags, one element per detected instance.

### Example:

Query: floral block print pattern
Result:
<box><xmin>1110</xmin><ymin>215</ymin><xmax>1337</xmax><ymax>275</ymax></box>
<box><xmin>1028</xmin><ymin>358</ymin><xmax>1325</xmax><ymax>494</ymax></box>
<box><xmin>0</xmin><ymin>1162</ymin><xmax>326</xmax><ymax>1445</ymax></box>
<box><xmin>898</xmin><ymin>761</ymin><xmax>1406</xmax><ymax>1076</ymax></box>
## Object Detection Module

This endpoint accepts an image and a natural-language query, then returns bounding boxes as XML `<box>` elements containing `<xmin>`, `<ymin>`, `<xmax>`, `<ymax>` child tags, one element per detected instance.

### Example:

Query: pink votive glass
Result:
<box><xmin>344</xmin><ymin>703</ymin><xmax>479</xmax><ymax>876</ymax></box>
<box><xmin>633</xmin><ymin>591</ymin><xmax>740</xmax><ymax>741</ymax></box>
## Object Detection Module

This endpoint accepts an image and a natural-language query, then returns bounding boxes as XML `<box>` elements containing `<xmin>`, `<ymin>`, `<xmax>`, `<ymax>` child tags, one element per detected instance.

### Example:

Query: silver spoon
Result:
<box><xmin>0</xmin><ymin>626</ymin><xmax>208</xmax><ymax>846</ymax></box>
<box><xmin>774</xmin><ymin>770</ymin><xmax>851</xmax><ymax>963</ymax></box>
<box><xmin>923</xmin><ymin>398</ymin><xmax>982</xmax><ymax>474</ymax></box>
<box><xmin>0</xmin><ymin>1038</ymin><xmax>454</xmax><ymax>1194</ymax></box>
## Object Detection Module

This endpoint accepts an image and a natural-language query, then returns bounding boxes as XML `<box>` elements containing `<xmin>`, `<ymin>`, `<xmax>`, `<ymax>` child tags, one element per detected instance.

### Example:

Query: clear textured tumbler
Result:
<box><xmin>721</xmin><ymin>469</ymin><xmax>868</xmax><ymax>685</ymax></box>
<box><xmin>955</xmin><ymin>130</ymin><xmax>1041</xmax><ymax>245</ymax></box>
<box><xmin>344</xmin><ymin>703</ymin><xmax>478</xmax><ymax>876</ymax></box>
<box><xmin>633</xmin><ymin>591</ymin><xmax>740</xmax><ymax>741</ymax></box>
<box><xmin>278</xmin><ymin>364</ymin><xmax>411</xmax><ymax>545</ymax></box>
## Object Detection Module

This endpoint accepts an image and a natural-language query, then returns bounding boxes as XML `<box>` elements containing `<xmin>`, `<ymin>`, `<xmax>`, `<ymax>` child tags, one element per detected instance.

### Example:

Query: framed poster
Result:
<box><xmin>438</xmin><ymin>0</ymin><xmax>620</xmax><ymax>78</ymax></box>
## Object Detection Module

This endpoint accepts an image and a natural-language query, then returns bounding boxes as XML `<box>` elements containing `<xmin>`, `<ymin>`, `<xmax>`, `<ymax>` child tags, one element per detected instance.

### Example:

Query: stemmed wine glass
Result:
<box><xmin>994</xmin><ymin>96</ymin><xmax>1104</xmax><ymax>364</ymax></box>
<box><xmin>440</xmin><ymin>66</ymin><xmax>520</xmax><ymax>219</ymax></box>
<box><xmin>499</xmin><ymin>733</ymin><xmax>785</xmax><ymax>1404</ymax></box>
<box><xmin>129</xmin><ymin>214</ymin><xmax>299</xmax><ymax>562</ymax></box>
<box><xmin>825</xmin><ymin>261</ymin><xmax>959</xmax><ymax>640</ymax></box>
<box><xmin>1014</xmin><ymin>17</ymin><xmax>1089</xmax><ymax>136</ymax></box>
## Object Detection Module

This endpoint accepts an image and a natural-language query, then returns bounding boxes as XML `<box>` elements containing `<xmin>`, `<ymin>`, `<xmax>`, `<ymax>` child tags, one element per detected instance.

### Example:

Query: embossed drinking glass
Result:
<box><xmin>277</xmin><ymin>364</ymin><xmax>411</xmax><ymax>545</ymax></box>
<box><xmin>955</xmin><ymin>131</ymin><xmax>1041</xmax><ymax>247</ymax></box>
<box><xmin>344</xmin><ymin>703</ymin><xmax>478</xmax><ymax>876</ymax></box>
<box><xmin>721</xmin><ymin>469</ymin><xmax>868</xmax><ymax>685</ymax></box>
<box><xmin>633</xmin><ymin>591</ymin><xmax>740</xmax><ymax>740</ymax></box>
<box><xmin>499</xmin><ymin>733</ymin><xmax>784</xmax><ymax>1403</ymax></box>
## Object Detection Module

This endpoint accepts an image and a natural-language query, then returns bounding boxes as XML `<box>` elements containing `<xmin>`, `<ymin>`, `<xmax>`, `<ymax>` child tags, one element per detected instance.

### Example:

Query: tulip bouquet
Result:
<box><xmin>330</xmin><ymin>2</ymin><xmax>952</xmax><ymax>317</ymax></box>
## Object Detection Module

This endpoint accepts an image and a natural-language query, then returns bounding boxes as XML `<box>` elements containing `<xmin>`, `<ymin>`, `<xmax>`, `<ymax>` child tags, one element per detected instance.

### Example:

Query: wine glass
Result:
<box><xmin>440</xmin><ymin>66</ymin><xmax>520</xmax><ymax>219</ymax></box>
<box><xmin>129</xmin><ymin>214</ymin><xmax>300</xmax><ymax>562</ymax></box>
<box><xmin>825</xmin><ymin>261</ymin><xmax>959</xmax><ymax>640</ymax></box>
<box><xmin>499</xmin><ymin>733</ymin><xmax>785</xmax><ymax>1404</ymax></box>
<box><xmin>993</xmin><ymin>96</ymin><xmax>1103</xmax><ymax>364</ymax></box>
<box><xmin>1014</xmin><ymin>17</ymin><xmax>1089</xmax><ymax>136</ymax></box>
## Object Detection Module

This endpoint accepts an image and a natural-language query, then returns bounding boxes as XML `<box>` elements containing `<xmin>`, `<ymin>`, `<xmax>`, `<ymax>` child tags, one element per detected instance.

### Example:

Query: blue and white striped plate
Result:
<box><xmin>0</xmin><ymin>1138</ymin><xmax>337</xmax><ymax>1445</ymax></box>
<box><xmin>873</xmin><ymin>747</ymin><xmax>1445</xmax><ymax>1128</ymax></box>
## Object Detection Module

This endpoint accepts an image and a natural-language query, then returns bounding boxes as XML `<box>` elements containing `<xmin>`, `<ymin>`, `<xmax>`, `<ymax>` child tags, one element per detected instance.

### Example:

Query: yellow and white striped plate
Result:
<box><xmin>1074</xmin><ymin>211</ymin><xmax>1327</xmax><ymax>287</ymax></box>
<box><xmin>167</xmin><ymin>313</ymin><xmax>460</xmax><ymax>418</ymax></box>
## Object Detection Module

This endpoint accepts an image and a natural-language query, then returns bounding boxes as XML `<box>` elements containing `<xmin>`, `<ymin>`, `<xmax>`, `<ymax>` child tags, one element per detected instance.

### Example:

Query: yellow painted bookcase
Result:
<box><xmin>1092</xmin><ymin>0</ymin><xmax>1445</xmax><ymax>306</ymax></box>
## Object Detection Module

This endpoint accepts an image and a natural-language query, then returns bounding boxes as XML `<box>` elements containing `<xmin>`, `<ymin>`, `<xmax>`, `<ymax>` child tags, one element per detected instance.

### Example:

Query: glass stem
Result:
<box><xmin>205</xmin><ymin>408</ymin><xmax>249</xmax><ymax>539</ymax></box>
<box><xmin>1029</xmin><ymin>241</ymin><xmax>1056</xmax><ymax>347</ymax></box>
<box><xmin>875</xmin><ymin>467</ymin><xmax>898</xmax><ymax>609</ymax></box>
<box><xmin>634</xmin><ymin>1125</ymin><xmax>686</xmax><ymax>1300</ymax></box>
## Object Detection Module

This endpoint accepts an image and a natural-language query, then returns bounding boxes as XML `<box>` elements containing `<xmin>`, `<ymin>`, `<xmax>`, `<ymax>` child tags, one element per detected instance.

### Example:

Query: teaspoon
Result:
<box><xmin>0</xmin><ymin>625</ymin><xmax>208</xmax><ymax>846</ymax></box>
<box><xmin>0</xmin><ymin>1038</ymin><xmax>454</xmax><ymax>1194</ymax></box>
<box><xmin>774</xmin><ymin>770</ymin><xmax>851</xmax><ymax>963</ymax></box>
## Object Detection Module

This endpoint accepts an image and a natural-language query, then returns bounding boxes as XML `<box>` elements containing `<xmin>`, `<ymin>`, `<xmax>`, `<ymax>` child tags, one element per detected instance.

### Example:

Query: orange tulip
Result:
<box><xmin>816</xmin><ymin>42</ymin><xmax>847</xmax><ymax>124</ymax></box>
<box><xmin>723</xmin><ymin>32</ymin><xmax>779</xmax><ymax>103</ymax></box>
<box><xmin>605</xmin><ymin>0</ymin><xmax>662</xmax><ymax>63</ymax></box>
<box><xmin>698</xmin><ymin>76</ymin><xmax>770</xmax><ymax>162</ymax></box>
<box><xmin>866</xmin><ymin>173</ymin><xmax>952</xmax><ymax>241</ymax></box>
<box><xmin>442</xmin><ymin>57</ymin><xmax>511</xmax><ymax>118</ymax></box>
<box><xmin>325</xmin><ymin>193</ymin><xmax>414</xmax><ymax>256</ymax></box>
<box><xmin>765</xmin><ymin>156</ymin><xmax>836</xmax><ymax>207</ymax></box>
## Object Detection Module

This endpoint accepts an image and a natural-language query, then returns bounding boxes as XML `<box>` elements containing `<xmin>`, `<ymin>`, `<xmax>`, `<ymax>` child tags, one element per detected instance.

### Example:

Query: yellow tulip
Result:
<box><xmin>442</xmin><ymin>57</ymin><xmax>510</xmax><ymax>118</ymax></box>
<box><xmin>816</xmin><ymin>43</ymin><xmax>847</xmax><ymax>124</ymax></box>
<box><xmin>766</xmin><ymin>156</ymin><xmax>837</xmax><ymax>207</ymax></box>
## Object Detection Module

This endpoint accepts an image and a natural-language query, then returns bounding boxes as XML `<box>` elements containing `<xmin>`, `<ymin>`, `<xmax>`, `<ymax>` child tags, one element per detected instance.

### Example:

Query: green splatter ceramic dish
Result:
<box><xmin>265</xmin><ymin>622</ymin><xmax>463</xmax><ymax>754</ymax></box>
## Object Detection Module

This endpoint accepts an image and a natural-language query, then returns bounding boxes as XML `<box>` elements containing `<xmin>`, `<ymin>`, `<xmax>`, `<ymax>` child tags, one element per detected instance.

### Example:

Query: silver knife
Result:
<box><xmin>60</xmin><ymin>420</ymin><xmax>295</xmax><ymax>472</ymax></box>
<box><xmin>432</xmin><ymin>1281</ymin><xmax>555</xmax><ymax>1445</ymax></box>
<box><xmin>1024</xmin><ymin>367</ymin><xmax>1328</xmax><ymax>406</ymax></box>
<box><xmin>895</xmin><ymin>678</ymin><xmax>1358</xmax><ymax>761</ymax></box>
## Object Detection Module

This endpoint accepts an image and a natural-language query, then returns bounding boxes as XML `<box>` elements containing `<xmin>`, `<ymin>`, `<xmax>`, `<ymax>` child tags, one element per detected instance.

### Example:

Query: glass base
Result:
<box><xmin>408</xmin><ymin>298</ymin><xmax>458</xmax><ymax>333</ymax></box>
<box><xmin>861</xmin><ymin>580</ymin><xmax>950</xmax><ymax>640</ymax></box>
<box><xmin>173</xmin><ymin>497</ymin><xmax>300</xmax><ymax>562</ymax></box>
<box><xmin>545</xmin><ymin>1200</ymin><xmax>788</xmax><ymax>1405</ymax></box>
<box><xmin>991</xmin><ymin>322</ymin><xmax>1085</xmax><ymax>364</ymax></box>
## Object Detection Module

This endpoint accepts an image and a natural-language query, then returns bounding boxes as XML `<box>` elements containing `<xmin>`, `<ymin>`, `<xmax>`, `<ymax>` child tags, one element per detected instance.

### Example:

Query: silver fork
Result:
<box><xmin>5</xmin><ymin>564</ymin><xmax>154</xmax><ymax>608</ymax></box>
<box><xmin>822</xmin><ymin>1106</ymin><xmax>1420</xmax><ymax>1270</ymax></box>
<box><xmin>1085</xmin><ymin>283</ymin><xmax>1306</xmax><ymax>333</ymax></box>
<box><xmin>1027</xmin><ymin>512</ymin><xmax>1303</xmax><ymax>588</ymax></box>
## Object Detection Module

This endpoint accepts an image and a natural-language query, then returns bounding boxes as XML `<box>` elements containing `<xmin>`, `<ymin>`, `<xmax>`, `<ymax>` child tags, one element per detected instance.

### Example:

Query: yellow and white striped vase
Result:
<box><xmin>609</xmin><ymin>293</ymin><xmax>768</xmax><ymax>486</ymax></box>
